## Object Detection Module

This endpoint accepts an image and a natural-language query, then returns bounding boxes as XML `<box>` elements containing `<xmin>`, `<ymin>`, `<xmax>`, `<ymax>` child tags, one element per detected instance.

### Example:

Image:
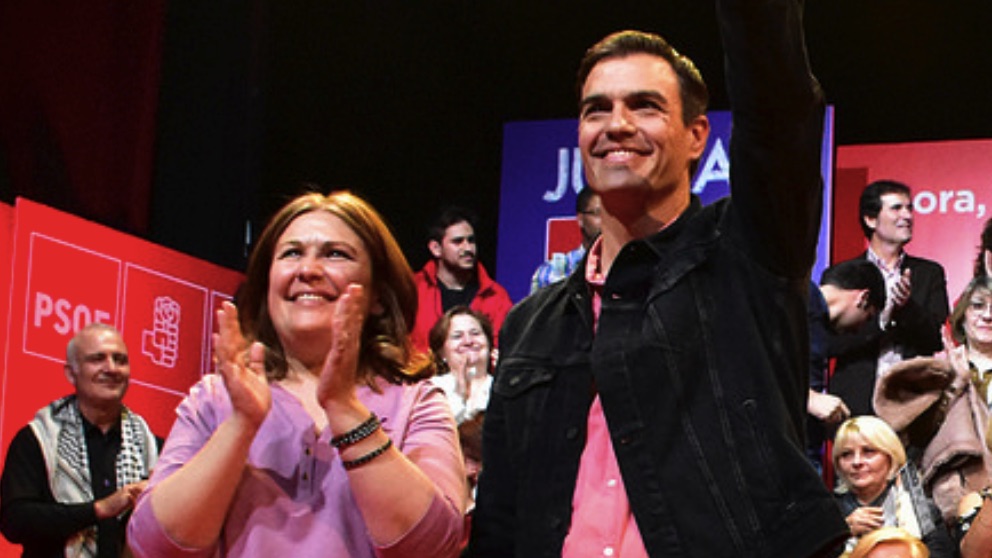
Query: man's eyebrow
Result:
<box><xmin>579</xmin><ymin>93</ymin><xmax>610</xmax><ymax>110</ymax></box>
<box><xmin>579</xmin><ymin>90</ymin><xmax>669</xmax><ymax>110</ymax></box>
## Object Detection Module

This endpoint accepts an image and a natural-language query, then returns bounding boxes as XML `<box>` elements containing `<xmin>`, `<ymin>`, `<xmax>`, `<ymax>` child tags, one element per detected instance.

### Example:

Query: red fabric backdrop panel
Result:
<box><xmin>0</xmin><ymin>203</ymin><xmax>11</xmax><ymax>352</ymax></box>
<box><xmin>834</xmin><ymin>139</ymin><xmax>992</xmax><ymax>303</ymax></box>
<box><xmin>0</xmin><ymin>2</ymin><xmax>165</xmax><ymax>235</ymax></box>
<box><xmin>0</xmin><ymin>203</ymin><xmax>12</xmax><ymax>558</ymax></box>
<box><xmin>0</xmin><ymin>198</ymin><xmax>243</xmax><ymax>469</ymax></box>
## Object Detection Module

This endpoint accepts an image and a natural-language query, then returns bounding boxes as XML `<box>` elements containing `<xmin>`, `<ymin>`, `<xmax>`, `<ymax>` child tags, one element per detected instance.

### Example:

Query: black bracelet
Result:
<box><xmin>342</xmin><ymin>438</ymin><xmax>393</xmax><ymax>470</ymax></box>
<box><xmin>330</xmin><ymin>413</ymin><xmax>380</xmax><ymax>448</ymax></box>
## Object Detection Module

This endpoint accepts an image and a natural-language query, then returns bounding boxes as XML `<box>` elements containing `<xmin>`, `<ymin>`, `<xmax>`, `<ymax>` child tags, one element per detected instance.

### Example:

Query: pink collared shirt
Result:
<box><xmin>561</xmin><ymin>237</ymin><xmax>648</xmax><ymax>558</ymax></box>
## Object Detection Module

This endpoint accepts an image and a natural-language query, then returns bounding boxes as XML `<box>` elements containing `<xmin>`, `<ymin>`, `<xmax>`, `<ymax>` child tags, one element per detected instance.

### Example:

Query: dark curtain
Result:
<box><xmin>0</xmin><ymin>1</ymin><xmax>167</xmax><ymax>236</ymax></box>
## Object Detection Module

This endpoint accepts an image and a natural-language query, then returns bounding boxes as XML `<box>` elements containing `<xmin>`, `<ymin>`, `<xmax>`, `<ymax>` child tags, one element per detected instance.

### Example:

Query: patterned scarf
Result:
<box><xmin>29</xmin><ymin>395</ymin><xmax>157</xmax><ymax>558</ymax></box>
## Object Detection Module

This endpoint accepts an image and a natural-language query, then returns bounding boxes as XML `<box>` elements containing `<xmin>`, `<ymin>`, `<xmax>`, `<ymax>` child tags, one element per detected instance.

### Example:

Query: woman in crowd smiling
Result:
<box><xmin>832</xmin><ymin>416</ymin><xmax>953</xmax><ymax>558</ymax></box>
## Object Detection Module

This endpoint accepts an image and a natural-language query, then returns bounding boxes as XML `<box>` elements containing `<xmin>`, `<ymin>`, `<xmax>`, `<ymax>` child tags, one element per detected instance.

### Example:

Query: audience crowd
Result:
<box><xmin>2</xmin><ymin>0</ymin><xmax>992</xmax><ymax>556</ymax></box>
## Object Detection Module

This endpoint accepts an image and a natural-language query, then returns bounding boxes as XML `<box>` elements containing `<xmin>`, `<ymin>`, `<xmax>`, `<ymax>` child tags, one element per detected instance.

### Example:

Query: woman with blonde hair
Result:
<box><xmin>847</xmin><ymin>526</ymin><xmax>929</xmax><ymax>558</ymax></box>
<box><xmin>832</xmin><ymin>416</ymin><xmax>953</xmax><ymax>557</ymax></box>
<box><xmin>127</xmin><ymin>190</ymin><xmax>466</xmax><ymax>557</ymax></box>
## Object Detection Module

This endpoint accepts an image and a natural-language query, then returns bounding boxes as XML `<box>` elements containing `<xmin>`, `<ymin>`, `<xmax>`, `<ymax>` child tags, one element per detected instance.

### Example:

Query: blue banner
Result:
<box><xmin>496</xmin><ymin>108</ymin><xmax>834</xmax><ymax>302</ymax></box>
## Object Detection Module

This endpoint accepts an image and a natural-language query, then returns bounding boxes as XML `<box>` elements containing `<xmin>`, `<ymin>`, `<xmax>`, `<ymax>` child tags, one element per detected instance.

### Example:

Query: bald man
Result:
<box><xmin>1</xmin><ymin>323</ymin><xmax>160</xmax><ymax>558</ymax></box>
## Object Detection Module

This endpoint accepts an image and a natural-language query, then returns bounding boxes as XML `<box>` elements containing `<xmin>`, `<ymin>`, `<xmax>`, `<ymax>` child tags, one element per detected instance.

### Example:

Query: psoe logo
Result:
<box><xmin>142</xmin><ymin>296</ymin><xmax>180</xmax><ymax>368</ymax></box>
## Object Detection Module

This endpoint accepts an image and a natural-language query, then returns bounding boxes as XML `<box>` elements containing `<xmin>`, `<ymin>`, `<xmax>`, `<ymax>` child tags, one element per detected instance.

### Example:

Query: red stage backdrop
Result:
<box><xmin>0</xmin><ymin>204</ymin><xmax>12</xmax><ymax>379</ymax></box>
<box><xmin>0</xmin><ymin>198</ymin><xmax>244</xmax><ymax>450</ymax></box>
<box><xmin>834</xmin><ymin>139</ymin><xmax>992</xmax><ymax>303</ymax></box>
<box><xmin>0</xmin><ymin>198</ymin><xmax>243</xmax><ymax>556</ymax></box>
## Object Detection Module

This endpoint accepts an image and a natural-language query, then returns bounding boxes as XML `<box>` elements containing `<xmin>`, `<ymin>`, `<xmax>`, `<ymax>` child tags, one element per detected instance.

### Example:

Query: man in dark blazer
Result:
<box><xmin>827</xmin><ymin>179</ymin><xmax>950</xmax><ymax>417</ymax></box>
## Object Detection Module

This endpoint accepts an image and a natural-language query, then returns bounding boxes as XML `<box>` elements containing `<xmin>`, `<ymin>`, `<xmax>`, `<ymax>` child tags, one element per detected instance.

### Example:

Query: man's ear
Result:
<box><xmin>687</xmin><ymin>114</ymin><xmax>710</xmax><ymax>161</ymax></box>
<box><xmin>855</xmin><ymin>289</ymin><xmax>870</xmax><ymax>310</ymax></box>
<box><xmin>63</xmin><ymin>364</ymin><xmax>77</xmax><ymax>386</ymax></box>
<box><xmin>863</xmin><ymin>215</ymin><xmax>878</xmax><ymax>235</ymax></box>
<box><xmin>428</xmin><ymin>239</ymin><xmax>442</xmax><ymax>259</ymax></box>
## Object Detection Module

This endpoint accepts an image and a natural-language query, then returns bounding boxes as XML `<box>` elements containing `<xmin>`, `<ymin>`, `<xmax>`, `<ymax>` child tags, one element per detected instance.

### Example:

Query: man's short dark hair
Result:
<box><xmin>858</xmin><ymin>179</ymin><xmax>912</xmax><ymax>240</ymax></box>
<box><xmin>576</xmin><ymin>30</ymin><xmax>709</xmax><ymax>126</ymax></box>
<box><xmin>820</xmin><ymin>259</ymin><xmax>887</xmax><ymax>312</ymax></box>
<box><xmin>427</xmin><ymin>206</ymin><xmax>478</xmax><ymax>244</ymax></box>
<box><xmin>575</xmin><ymin>187</ymin><xmax>597</xmax><ymax>214</ymax></box>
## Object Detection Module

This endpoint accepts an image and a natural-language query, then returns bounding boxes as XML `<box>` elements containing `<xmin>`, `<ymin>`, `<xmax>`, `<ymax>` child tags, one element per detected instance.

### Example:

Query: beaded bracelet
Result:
<box><xmin>342</xmin><ymin>438</ymin><xmax>393</xmax><ymax>470</ymax></box>
<box><xmin>330</xmin><ymin>413</ymin><xmax>380</xmax><ymax>448</ymax></box>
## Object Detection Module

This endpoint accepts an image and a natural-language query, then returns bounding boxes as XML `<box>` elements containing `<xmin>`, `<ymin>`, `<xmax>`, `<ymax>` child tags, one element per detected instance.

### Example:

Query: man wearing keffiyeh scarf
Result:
<box><xmin>0</xmin><ymin>323</ymin><xmax>159</xmax><ymax>557</ymax></box>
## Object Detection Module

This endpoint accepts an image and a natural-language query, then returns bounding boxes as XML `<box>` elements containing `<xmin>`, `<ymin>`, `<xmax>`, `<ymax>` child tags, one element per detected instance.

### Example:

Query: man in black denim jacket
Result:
<box><xmin>468</xmin><ymin>0</ymin><xmax>850</xmax><ymax>556</ymax></box>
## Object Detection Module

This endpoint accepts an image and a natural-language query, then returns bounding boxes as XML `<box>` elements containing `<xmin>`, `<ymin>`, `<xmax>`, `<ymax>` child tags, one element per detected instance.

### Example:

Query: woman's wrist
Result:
<box><xmin>324</xmin><ymin>398</ymin><xmax>371</xmax><ymax>436</ymax></box>
<box><xmin>336</xmin><ymin>427</ymin><xmax>392</xmax><ymax>468</ymax></box>
<box><xmin>330</xmin><ymin>413</ymin><xmax>380</xmax><ymax>448</ymax></box>
<box><xmin>228</xmin><ymin>411</ymin><xmax>265</xmax><ymax>438</ymax></box>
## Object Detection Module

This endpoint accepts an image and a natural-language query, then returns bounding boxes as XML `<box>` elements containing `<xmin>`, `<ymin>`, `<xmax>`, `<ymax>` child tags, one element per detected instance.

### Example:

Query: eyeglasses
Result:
<box><xmin>967</xmin><ymin>299</ymin><xmax>992</xmax><ymax>315</ymax></box>
<box><xmin>579</xmin><ymin>208</ymin><xmax>601</xmax><ymax>217</ymax></box>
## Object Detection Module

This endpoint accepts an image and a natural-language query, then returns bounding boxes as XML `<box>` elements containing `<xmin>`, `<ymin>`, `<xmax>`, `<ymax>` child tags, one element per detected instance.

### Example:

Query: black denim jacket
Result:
<box><xmin>468</xmin><ymin>0</ymin><xmax>850</xmax><ymax>556</ymax></box>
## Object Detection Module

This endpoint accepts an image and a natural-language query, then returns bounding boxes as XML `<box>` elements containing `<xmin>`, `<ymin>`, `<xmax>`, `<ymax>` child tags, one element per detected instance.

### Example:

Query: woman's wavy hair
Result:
<box><xmin>238</xmin><ymin>189</ymin><xmax>433</xmax><ymax>386</ymax></box>
<box><xmin>950</xmin><ymin>276</ymin><xmax>992</xmax><ymax>345</ymax></box>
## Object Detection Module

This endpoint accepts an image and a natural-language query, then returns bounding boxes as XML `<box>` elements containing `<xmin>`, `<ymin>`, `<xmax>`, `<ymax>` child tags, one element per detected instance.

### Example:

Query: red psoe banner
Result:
<box><xmin>835</xmin><ymin>139</ymin><xmax>992</xmax><ymax>303</ymax></box>
<box><xmin>0</xmin><ymin>198</ymin><xmax>244</xmax><ymax>466</ymax></box>
<box><xmin>0</xmin><ymin>202</ymin><xmax>12</xmax><ymax>376</ymax></box>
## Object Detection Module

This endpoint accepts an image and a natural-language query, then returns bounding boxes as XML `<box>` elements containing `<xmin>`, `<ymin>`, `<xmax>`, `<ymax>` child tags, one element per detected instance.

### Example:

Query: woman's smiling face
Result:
<box><xmin>267</xmin><ymin>210</ymin><xmax>374</xmax><ymax>360</ymax></box>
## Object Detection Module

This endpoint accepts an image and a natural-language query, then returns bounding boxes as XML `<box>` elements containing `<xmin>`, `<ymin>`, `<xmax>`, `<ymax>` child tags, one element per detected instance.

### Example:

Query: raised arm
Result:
<box><xmin>721</xmin><ymin>0</ymin><xmax>825</xmax><ymax>277</ymax></box>
<box><xmin>317</xmin><ymin>285</ymin><xmax>466</xmax><ymax>556</ymax></box>
<box><xmin>131</xmin><ymin>302</ymin><xmax>272</xmax><ymax>553</ymax></box>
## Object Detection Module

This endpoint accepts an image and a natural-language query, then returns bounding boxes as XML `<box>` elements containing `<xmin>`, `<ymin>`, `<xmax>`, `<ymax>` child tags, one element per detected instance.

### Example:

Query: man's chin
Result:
<box><xmin>587</xmin><ymin>171</ymin><xmax>658</xmax><ymax>194</ymax></box>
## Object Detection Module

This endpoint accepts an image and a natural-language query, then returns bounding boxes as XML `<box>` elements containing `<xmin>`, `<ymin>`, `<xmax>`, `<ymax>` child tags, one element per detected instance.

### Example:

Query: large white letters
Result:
<box><xmin>544</xmin><ymin>147</ymin><xmax>585</xmax><ymax>202</ymax></box>
<box><xmin>33</xmin><ymin>292</ymin><xmax>111</xmax><ymax>335</ymax></box>
<box><xmin>914</xmin><ymin>189</ymin><xmax>986</xmax><ymax>219</ymax></box>
<box><xmin>692</xmin><ymin>138</ymin><xmax>730</xmax><ymax>195</ymax></box>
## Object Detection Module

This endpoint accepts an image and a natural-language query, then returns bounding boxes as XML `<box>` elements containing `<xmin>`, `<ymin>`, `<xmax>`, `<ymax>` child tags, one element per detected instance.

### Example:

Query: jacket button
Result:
<box><xmin>618</xmin><ymin>437</ymin><xmax>630</xmax><ymax>446</ymax></box>
<box><xmin>565</xmin><ymin>427</ymin><xmax>579</xmax><ymax>440</ymax></box>
<box><xmin>509</xmin><ymin>375</ymin><xmax>521</xmax><ymax>386</ymax></box>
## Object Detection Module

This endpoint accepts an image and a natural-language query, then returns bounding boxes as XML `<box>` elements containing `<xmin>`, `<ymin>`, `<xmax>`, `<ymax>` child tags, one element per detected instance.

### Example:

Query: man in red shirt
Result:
<box><xmin>411</xmin><ymin>206</ymin><xmax>512</xmax><ymax>353</ymax></box>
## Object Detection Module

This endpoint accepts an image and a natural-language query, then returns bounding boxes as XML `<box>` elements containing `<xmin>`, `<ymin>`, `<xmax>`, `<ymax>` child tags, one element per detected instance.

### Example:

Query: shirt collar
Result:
<box><xmin>866</xmin><ymin>247</ymin><xmax>905</xmax><ymax>276</ymax></box>
<box><xmin>80</xmin><ymin>413</ymin><xmax>122</xmax><ymax>440</ymax></box>
<box><xmin>584</xmin><ymin>236</ymin><xmax>606</xmax><ymax>288</ymax></box>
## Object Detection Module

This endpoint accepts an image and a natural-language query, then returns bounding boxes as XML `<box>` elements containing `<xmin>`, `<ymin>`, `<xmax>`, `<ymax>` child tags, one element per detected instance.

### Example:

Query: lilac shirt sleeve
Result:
<box><xmin>127</xmin><ymin>375</ymin><xmax>228</xmax><ymax>558</ymax></box>
<box><xmin>375</xmin><ymin>381</ymin><xmax>467</xmax><ymax>558</ymax></box>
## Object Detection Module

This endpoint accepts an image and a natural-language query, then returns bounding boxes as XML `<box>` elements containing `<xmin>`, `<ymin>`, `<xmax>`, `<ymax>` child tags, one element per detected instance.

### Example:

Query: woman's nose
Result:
<box><xmin>297</xmin><ymin>256</ymin><xmax>321</xmax><ymax>279</ymax></box>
